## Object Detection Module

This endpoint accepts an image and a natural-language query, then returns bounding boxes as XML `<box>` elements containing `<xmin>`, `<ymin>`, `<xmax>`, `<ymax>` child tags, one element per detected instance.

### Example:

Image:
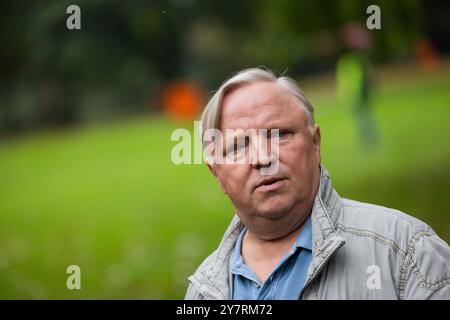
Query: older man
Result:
<box><xmin>185</xmin><ymin>68</ymin><xmax>450</xmax><ymax>300</ymax></box>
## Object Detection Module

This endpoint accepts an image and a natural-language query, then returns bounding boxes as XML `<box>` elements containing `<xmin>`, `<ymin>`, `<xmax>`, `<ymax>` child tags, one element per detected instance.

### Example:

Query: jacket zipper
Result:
<box><xmin>297</xmin><ymin>240</ymin><xmax>345</xmax><ymax>300</ymax></box>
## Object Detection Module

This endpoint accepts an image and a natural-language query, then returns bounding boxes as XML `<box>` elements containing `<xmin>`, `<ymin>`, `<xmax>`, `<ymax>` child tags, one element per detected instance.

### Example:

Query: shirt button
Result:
<box><xmin>270</xmin><ymin>276</ymin><xmax>273</xmax><ymax>281</ymax></box>
<box><xmin>253</xmin><ymin>282</ymin><xmax>260</xmax><ymax>288</ymax></box>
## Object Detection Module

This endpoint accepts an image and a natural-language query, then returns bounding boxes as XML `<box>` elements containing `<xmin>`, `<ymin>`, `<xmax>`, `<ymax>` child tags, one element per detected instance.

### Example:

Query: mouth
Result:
<box><xmin>254</xmin><ymin>177</ymin><xmax>287</xmax><ymax>192</ymax></box>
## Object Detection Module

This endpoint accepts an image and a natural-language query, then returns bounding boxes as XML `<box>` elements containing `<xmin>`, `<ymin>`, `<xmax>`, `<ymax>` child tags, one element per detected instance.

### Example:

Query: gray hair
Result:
<box><xmin>200</xmin><ymin>67</ymin><xmax>315</xmax><ymax>144</ymax></box>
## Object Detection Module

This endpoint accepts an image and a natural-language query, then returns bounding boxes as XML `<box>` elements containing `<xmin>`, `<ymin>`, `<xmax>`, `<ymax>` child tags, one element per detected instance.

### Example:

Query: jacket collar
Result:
<box><xmin>188</xmin><ymin>165</ymin><xmax>345</xmax><ymax>299</ymax></box>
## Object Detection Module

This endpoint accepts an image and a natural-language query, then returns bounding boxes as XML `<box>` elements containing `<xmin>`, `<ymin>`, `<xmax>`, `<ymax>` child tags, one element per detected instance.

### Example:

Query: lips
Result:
<box><xmin>254</xmin><ymin>177</ymin><xmax>287</xmax><ymax>192</ymax></box>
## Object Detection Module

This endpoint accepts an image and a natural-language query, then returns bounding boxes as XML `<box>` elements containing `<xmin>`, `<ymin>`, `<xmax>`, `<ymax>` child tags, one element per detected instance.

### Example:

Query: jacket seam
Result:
<box><xmin>399</xmin><ymin>231</ymin><xmax>450</xmax><ymax>299</ymax></box>
<box><xmin>187</xmin><ymin>276</ymin><xmax>208</xmax><ymax>300</ymax></box>
<box><xmin>399</xmin><ymin>230</ymin><xmax>429</xmax><ymax>299</ymax></box>
<box><xmin>410</xmin><ymin>262</ymin><xmax>450</xmax><ymax>289</ymax></box>
<box><xmin>318</xmin><ymin>189</ymin><xmax>339</xmax><ymax>238</ymax></box>
<box><xmin>336</xmin><ymin>223</ymin><xmax>406</xmax><ymax>300</ymax></box>
<box><xmin>336</xmin><ymin>224</ymin><xmax>407</xmax><ymax>258</ymax></box>
<box><xmin>328</xmin><ymin>196</ymin><xmax>339</xmax><ymax>225</ymax></box>
<box><xmin>312</xmin><ymin>212</ymin><xmax>326</xmax><ymax>240</ymax></box>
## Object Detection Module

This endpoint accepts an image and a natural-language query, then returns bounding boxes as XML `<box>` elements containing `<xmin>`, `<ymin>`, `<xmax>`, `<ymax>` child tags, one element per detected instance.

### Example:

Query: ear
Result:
<box><xmin>206</xmin><ymin>162</ymin><xmax>217</xmax><ymax>177</ymax></box>
<box><xmin>312</xmin><ymin>124</ymin><xmax>321</xmax><ymax>160</ymax></box>
<box><xmin>312</xmin><ymin>124</ymin><xmax>321</xmax><ymax>146</ymax></box>
<box><xmin>206</xmin><ymin>163</ymin><xmax>228</xmax><ymax>195</ymax></box>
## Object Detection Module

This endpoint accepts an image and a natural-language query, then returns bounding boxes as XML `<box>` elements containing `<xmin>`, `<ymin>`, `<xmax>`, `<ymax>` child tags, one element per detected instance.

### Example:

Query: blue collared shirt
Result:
<box><xmin>231</xmin><ymin>216</ymin><xmax>313</xmax><ymax>300</ymax></box>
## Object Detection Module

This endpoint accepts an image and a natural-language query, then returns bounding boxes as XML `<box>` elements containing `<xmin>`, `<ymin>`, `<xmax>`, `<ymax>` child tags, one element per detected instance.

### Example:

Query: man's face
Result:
<box><xmin>209</xmin><ymin>81</ymin><xmax>321</xmax><ymax>239</ymax></box>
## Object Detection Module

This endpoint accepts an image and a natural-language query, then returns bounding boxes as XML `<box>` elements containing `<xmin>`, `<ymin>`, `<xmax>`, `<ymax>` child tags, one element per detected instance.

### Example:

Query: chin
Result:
<box><xmin>255</xmin><ymin>197</ymin><xmax>293</xmax><ymax>220</ymax></box>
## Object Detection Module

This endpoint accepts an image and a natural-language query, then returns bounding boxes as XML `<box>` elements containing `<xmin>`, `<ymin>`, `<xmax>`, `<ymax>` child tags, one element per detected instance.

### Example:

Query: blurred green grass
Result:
<box><xmin>0</xmin><ymin>63</ymin><xmax>450</xmax><ymax>299</ymax></box>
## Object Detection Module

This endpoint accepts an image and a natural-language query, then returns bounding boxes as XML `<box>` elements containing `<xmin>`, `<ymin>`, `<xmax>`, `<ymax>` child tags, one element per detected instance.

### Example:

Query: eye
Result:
<box><xmin>270</xmin><ymin>129</ymin><xmax>289</xmax><ymax>139</ymax></box>
<box><xmin>225</xmin><ymin>136</ymin><xmax>248</xmax><ymax>156</ymax></box>
<box><xmin>278</xmin><ymin>130</ymin><xmax>289</xmax><ymax>138</ymax></box>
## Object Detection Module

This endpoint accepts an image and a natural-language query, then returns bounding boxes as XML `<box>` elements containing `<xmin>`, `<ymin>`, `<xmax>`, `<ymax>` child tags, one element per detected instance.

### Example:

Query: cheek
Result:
<box><xmin>217</xmin><ymin>164</ymin><xmax>250</xmax><ymax>194</ymax></box>
<box><xmin>279</xmin><ymin>139</ymin><xmax>317</xmax><ymax>172</ymax></box>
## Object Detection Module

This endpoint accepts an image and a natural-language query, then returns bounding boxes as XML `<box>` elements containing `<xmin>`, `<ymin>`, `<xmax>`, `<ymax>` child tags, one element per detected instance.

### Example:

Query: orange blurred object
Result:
<box><xmin>415</xmin><ymin>38</ymin><xmax>439</xmax><ymax>71</ymax></box>
<box><xmin>163</xmin><ymin>80</ymin><xmax>204</xmax><ymax>121</ymax></box>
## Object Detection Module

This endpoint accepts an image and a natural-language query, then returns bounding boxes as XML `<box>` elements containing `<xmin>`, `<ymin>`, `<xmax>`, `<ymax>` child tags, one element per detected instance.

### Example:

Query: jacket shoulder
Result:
<box><xmin>338</xmin><ymin>198</ymin><xmax>450</xmax><ymax>299</ymax></box>
<box><xmin>339</xmin><ymin>198</ymin><xmax>435</xmax><ymax>248</ymax></box>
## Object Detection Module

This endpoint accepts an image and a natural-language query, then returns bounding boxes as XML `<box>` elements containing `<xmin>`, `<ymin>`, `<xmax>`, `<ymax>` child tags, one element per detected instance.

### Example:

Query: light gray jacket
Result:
<box><xmin>185</xmin><ymin>166</ymin><xmax>450</xmax><ymax>300</ymax></box>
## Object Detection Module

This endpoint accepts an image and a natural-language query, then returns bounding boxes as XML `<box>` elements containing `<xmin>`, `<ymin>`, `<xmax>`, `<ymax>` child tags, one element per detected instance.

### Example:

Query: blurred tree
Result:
<box><xmin>0</xmin><ymin>0</ymin><xmax>446</xmax><ymax>134</ymax></box>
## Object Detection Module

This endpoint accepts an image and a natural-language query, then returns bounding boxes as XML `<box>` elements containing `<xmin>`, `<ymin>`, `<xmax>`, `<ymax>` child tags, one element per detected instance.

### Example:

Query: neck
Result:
<box><xmin>241</xmin><ymin>216</ymin><xmax>308</xmax><ymax>283</ymax></box>
<box><xmin>243</xmin><ymin>216</ymin><xmax>307</xmax><ymax>257</ymax></box>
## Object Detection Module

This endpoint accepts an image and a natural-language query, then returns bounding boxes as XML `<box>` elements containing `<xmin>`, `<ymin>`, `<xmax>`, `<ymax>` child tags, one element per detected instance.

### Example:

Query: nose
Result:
<box><xmin>253</xmin><ymin>150</ymin><xmax>280</xmax><ymax>176</ymax></box>
<box><xmin>250</xmin><ymin>134</ymin><xmax>277</xmax><ymax>169</ymax></box>
<box><xmin>254</xmin><ymin>151</ymin><xmax>272</xmax><ymax>168</ymax></box>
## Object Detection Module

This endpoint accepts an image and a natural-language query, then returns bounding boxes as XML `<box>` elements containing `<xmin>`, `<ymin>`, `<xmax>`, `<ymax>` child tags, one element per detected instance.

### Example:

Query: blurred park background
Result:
<box><xmin>0</xmin><ymin>0</ymin><xmax>449</xmax><ymax>299</ymax></box>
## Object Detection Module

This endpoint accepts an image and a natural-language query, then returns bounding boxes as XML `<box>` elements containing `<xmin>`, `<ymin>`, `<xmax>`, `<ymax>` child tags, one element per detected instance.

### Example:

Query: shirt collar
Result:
<box><xmin>295</xmin><ymin>215</ymin><xmax>313</xmax><ymax>251</ymax></box>
<box><xmin>230</xmin><ymin>215</ymin><xmax>313</xmax><ymax>276</ymax></box>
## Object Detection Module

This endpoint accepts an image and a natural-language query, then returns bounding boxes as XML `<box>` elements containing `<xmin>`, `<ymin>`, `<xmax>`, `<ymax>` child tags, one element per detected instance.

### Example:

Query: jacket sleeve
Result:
<box><xmin>402</xmin><ymin>228</ymin><xmax>450</xmax><ymax>299</ymax></box>
<box><xmin>184</xmin><ymin>282</ymin><xmax>205</xmax><ymax>300</ymax></box>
